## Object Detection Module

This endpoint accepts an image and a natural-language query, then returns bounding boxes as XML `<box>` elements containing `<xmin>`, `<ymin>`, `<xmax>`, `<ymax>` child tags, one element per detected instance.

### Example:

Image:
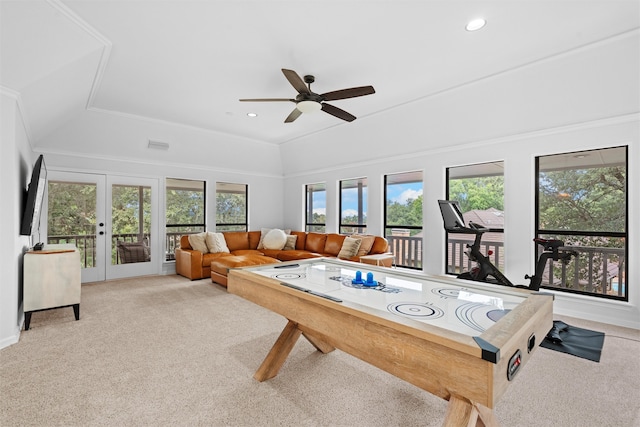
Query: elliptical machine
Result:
<box><xmin>438</xmin><ymin>200</ymin><xmax>577</xmax><ymax>291</ymax></box>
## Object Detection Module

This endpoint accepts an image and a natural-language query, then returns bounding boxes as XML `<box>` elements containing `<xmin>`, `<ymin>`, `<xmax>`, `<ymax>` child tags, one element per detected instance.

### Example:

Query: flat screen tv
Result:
<box><xmin>20</xmin><ymin>155</ymin><xmax>47</xmax><ymax>236</ymax></box>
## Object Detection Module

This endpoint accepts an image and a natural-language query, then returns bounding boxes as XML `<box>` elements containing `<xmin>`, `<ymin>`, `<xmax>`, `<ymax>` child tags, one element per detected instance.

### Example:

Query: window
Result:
<box><xmin>339</xmin><ymin>178</ymin><xmax>367</xmax><ymax>234</ymax></box>
<box><xmin>384</xmin><ymin>171</ymin><xmax>423</xmax><ymax>269</ymax></box>
<box><xmin>305</xmin><ymin>183</ymin><xmax>326</xmax><ymax>232</ymax></box>
<box><xmin>216</xmin><ymin>182</ymin><xmax>248</xmax><ymax>231</ymax></box>
<box><xmin>445</xmin><ymin>162</ymin><xmax>505</xmax><ymax>276</ymax></box>
<box><xmin>536</xmin><ymin>146</ymin><xmax>627</xmax><ymax>300</ymax></box>
<box><xmin>166</xmin><ymin>178</ymin><xmax>205</xmax><ymax>260</ymax></box>
<box><xmin>47</xmin><ymin>181</ymin><xmax>97</xmax><ymax>268</ymax></box>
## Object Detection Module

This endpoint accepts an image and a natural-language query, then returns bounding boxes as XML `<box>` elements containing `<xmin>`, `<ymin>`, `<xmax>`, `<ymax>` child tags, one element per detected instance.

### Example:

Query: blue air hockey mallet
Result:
<box><xmin>352</xmin><ymin>271</ymin><xmax>378</xmax><ymax>287</ymax></box>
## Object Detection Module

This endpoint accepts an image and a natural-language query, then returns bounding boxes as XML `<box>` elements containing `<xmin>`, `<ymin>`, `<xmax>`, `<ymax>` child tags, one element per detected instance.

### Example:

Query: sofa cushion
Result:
<box><xmin>202</xmin><ymin>252</ymin><xmax>233</xmax><ymax>267</ymax></box>
<box><xmin>324</xmin><ymin>234</ymin><xmax>346</xmax><ymax>256</ymax></box>
<box><xmin>276</xmin><ymin>251</ymin><xmax>323</xmax><ymax>262</ymax></box>
<box><xmin>205</xmin><ymin>232</ymin><xmax>230</xmax><ymax>253</ymax></box>
<box><xmin>352</xmin><ymin>234</ymin><xmax>376</xmax><ymax>256</ymax></box>
<box><xmin>338</xmin><ymin>236</ymin><xmax>362</xmax><ymax>259</ymax></box>
<box><xmin>223</xmin><ymin>231</ymin><xmax>250</xmax><ymax>252</ymax></box>
<box><xmin>188</xmin><ymin>232</ymin><xmax>209</xmax><ymax>253</ymax></box>
<box><xmin>231</xmin><ymin>249</ymin><xmax>264</xmax><ymax>256</ymax></box>
<box><xmin>263</xmin><ymin>228</ymin><xmax>287</xmax><ymax>250</ymax></box>
<box><xmin>305</xmin><ymin>233</ymin><xmax>327</xmax><ymax>253</ymax></box>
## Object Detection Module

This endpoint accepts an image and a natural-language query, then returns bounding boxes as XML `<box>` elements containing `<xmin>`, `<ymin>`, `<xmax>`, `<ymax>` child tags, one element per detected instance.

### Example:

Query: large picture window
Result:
<box><xmin>166</xmin><ymin>178</ymin><xmax>205</xmax><ymax>260</ymax></box>
<box><xmin>384</xmin><ymin>171</ymin><xmax>423</xmax><ymax>269</ymax></box>
<box><xmin>305</xmin><ymin>183</ymin><xmax>326</xmax><ymax>232</ymax></box>
<box><xmin>216</xmin><ymin>182</ymin><xmax>248</xmax><ymax>231</ymax></box>
<box><xmin>339</xmin><ymin>178</ymin><xmax>367</xmax><ymax>234</ymax></box>
<box><xmin>536</xmin><ymin>146</ymin><xmax>627</xmax><ymax>300</ymax></box>
<box><xmin>445</xmin><ymin>162</ymin><xmax>505</xmax><ymax>276</ymax></box>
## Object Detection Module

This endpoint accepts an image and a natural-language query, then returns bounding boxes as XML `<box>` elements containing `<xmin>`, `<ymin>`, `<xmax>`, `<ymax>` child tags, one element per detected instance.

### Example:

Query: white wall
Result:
<box><xmin>0</xmin><ymin>91</ymin><xmax>35</xmax><ymax>348</ymax></box>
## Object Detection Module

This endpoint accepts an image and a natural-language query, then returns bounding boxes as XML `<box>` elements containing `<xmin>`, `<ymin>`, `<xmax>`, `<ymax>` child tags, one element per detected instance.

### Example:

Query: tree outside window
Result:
<box><xmin>216</xmin><ymin>182</ymin><xmax>247</xmax><ymax>231</ymax></box>
<box><xmin>536</xmin><ymin>146</ymin><xmax>627</xmax><ymax>300</ymax></box>
<box><xmin>384</xmin><ymin>171</ymin><xmax>423</xmax><ymax>269</ymax></box>
<box><xmin>166</xmin><ymin>178</ymin><xmax>205</xmax><ymax>259</ymax></box>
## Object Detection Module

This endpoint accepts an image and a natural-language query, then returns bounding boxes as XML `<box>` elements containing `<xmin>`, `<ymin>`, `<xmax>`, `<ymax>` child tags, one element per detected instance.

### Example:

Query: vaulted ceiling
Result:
<box><xmin>2</xmin><ymin>0</ymin><xmax>639</xmax><ymax>149</ymax></box>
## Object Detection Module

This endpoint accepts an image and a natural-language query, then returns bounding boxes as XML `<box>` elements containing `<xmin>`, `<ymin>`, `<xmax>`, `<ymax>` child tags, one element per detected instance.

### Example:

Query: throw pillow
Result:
<box><xmin>338</xmin><ymin>237</ymin><xmax>362</xmax><ymax>259</ymax></box>
<box><xmin>263</xmin><ymin>228</ymin><xmax>287</xmax><ymax>250</ymax></box>
<box><xmin>352</xmin><ymin>234</ymin><xmax>375</xmax><ymax>256</ymax></box>
<box><xmin>283</xmin><ymin>234</ymin><xmax>297</xmax><ymax>250</ymax></box>
<box><xmin>257</xmin><ymin>228</ymin><xmax>271</xmax><ymax>249</ymax></box>
<box><xmin>188</xmin><ymin>232</ymin><xmax>209</xmax><ymax>253</ymax></box>
<box><xmin>258</xmin><ymin>227</ymin><xmax>292</xmax><ymax>249</ymax></box>
<box><xmin>205</xmin><ymin>232</ymin><xmax>230</xmax><ymax>253</ymax></box>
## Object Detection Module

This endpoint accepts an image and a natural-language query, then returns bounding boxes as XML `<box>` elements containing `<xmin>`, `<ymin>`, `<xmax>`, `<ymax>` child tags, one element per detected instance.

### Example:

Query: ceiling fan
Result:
<box><xmin>239</xmin><ymin>68</ymin><xmax>375</xmax><ymax>123</ymax></box>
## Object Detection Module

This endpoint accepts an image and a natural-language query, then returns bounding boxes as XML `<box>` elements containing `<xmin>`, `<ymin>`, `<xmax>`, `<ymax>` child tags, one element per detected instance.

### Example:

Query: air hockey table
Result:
<box><xmin>227</xmin><ymin>258</ymin><xmax>553</xmax><ymax>426</ymax></box>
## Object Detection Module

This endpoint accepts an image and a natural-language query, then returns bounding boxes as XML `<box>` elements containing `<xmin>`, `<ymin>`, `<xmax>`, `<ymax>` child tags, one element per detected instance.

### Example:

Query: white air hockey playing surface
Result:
<box><xmin>248</xmin><ymin>259</ymin><xmax>527</xmax><ymax>337</ymax></box>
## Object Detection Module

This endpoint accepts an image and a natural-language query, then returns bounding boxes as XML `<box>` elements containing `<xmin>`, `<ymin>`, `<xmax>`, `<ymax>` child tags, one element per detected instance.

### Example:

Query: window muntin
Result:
<box><xmin>166</xmin><ymin>178</ymin><xmax>205</xmax><ymax>260</ymax></box>
<box><xmin>339</xmin><ymin>178</ymin><xmax>367</xmax><ymax>234</ymax></box>
<box><xmin>216</xmin><ymin>182</ymin><xmax>248</xmax><ymax>231</ymax></box>
<box><xmin>536</xmin><ymin>146</ymin><xmax>627</xmax><ymax>300</ymax></box>
<box><xmin>446</xmin><ymin>162</ymin><xmax>505</xmax><ymax>275</ymax></box>
<box><xmin>305</xmin><ymin>183</ymin><xmax>326</xmax><ymax>232</ymax></box>
<box><xmin>384</xmin><ymin>171</ymin><xmax>423</xmax><ymax>269</ymax></box>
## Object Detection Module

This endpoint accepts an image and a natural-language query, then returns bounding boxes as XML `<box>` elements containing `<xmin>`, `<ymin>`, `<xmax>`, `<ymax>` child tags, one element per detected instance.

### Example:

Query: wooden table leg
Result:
<box><xmin>301</xmin><ymin>331</ymin><xmax>335</xmax><ymax>354</ymax></box>
<box><xmin>254</xmin><ymin>320</ymin><xmax>302</xmax><ymax>382</ymax></box>
<box><xmin>443</xmin><ymin>395</ymin><xmax>499</xmax><ymax>427</ymax></box>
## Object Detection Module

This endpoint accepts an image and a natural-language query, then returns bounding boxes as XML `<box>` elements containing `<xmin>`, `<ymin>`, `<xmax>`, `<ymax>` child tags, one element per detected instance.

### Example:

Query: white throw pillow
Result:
<box><xmin>262</xmin><ymin>228</ymin><xmax>287</xmax><ymax>250</ymax></box>
<box><xmin>205</xmin><ymin>232</ymin><xmax>230</xmax><ymax>253</ymax></box>
<box><xmin>338</xmin><ymin>237</ymin><xmax>362</xmax><ymax>259</ymax></box>
<box><xmin>258</xmin><ymin>227</ymin><xmax>292</xmax><ymax>249</ymax></box>
<box><xmin>188</xmin><ymin>232</ymin><xmax>209</xmax><ymax>254</ymax></box>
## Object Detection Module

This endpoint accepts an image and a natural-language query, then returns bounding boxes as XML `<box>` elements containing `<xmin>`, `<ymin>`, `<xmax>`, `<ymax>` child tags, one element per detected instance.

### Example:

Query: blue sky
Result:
<box><xmin>312</xmin><ymin>183</ymin><xmax>423</xmax><ymax>216</ymax></box>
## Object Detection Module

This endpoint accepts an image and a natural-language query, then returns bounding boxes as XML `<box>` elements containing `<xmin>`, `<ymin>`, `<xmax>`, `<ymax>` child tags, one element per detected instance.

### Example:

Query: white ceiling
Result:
<box><xmin>2</xmin><ymin>0</ymin><xmax>639</xmax><ymax>146</ymax></box>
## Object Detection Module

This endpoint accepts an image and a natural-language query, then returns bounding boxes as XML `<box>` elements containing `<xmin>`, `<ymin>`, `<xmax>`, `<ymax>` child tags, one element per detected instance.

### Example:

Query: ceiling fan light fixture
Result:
<box><xmin>296</xmin><ymin>100</ymin><xmax>322</xmax><ymax>113</ymax></box>
<box><xmin>465</xmin><ymin>18</ymin><xmax>486</xmax><ymax>32</ymax></box>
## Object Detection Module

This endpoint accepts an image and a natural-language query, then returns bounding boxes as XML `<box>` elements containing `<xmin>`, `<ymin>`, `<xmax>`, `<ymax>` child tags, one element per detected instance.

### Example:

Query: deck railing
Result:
<box><xmin>47</xmin><ymin>231</ymin><xmax>186</xmax><ymax>265</ymax></box>
<box><xmin>49</xmin><ymin>233</ymin><xmax>626</xmax><ymax>298</ymax></box>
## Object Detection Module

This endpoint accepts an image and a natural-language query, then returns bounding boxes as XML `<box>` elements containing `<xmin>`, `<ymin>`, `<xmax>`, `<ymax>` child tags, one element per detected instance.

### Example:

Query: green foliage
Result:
<box><xmin>47</xmin><ymin>182</ymin><xmax>96</xmax><ymax>236</ymax></box>
<box><xmin>449</xmin><ymin>176</ymin><xmax>504</xmax><ymax>212</ymax></box>
<box><xmin>386</xmin><ymin>194</ymin><xmax>423</xmax><ymax>227</ymax></box>
<box><xmin>166</xmin><ymin>189</ymin><xmax>204</xmax><ymax>225</ymax></box>
<box><xmin>216</xmin><ymin>192</ymin><xmax>246</xmax><ymax>224</ymax></box>
<box><xmin>539</xmin><ymin>167</ymin><xmax>626</xmax><ymax>232</ymax></box>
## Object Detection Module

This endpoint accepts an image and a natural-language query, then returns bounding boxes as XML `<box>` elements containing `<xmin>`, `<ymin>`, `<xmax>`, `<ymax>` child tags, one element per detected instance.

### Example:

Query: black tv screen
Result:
<box><xmin>20</xmin><ymin>155</ymin><xmax>47</xmax><ymax>236</ymax></box>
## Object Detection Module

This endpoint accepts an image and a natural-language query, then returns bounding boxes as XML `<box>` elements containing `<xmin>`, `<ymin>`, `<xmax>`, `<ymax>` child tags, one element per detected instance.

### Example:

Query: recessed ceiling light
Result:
<box><xmin>247</xmin><ymin>112</ymin><xmax>257</xmax><ymax>117</ymax></box>
<box><xmin>466</xmin><ymin>18</ymin><xmax>486</xmax><ymax>32</ymax></box>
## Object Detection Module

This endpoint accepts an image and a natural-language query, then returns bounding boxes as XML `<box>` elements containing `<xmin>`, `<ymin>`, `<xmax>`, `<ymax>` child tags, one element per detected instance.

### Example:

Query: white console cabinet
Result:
<box><xmin>23</xmin><ymin>244</ymin><xmax>81</xmax><ymax>330</ymax></box>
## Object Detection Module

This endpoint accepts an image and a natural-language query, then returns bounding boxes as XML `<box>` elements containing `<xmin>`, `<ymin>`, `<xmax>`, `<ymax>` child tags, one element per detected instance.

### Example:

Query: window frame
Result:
<box><xmin>305</xmin><ymin>183</ymin><xmax>326</xmax><ymax>232</ymax></box>
<box><xmin>535</xmin><ymin>146</ymin><xmax>628</xmax><ymax>301</ymax></box>
<box><xmin>444</xmin><ymin>162</ymin><xmax>505</xmax><ymax>276</ymax></box>
<box><xmin>165</xmin><ymin>178</ymin><xmax>206</xmax><ymax>260</ymax></box>
<box><xmin>339</xmin><ymin>177</ymin><xmax>367</xmax><ymax>235</ymax></box>
<box><xmin>383</xmin><ymin>171</ymin><xmax>423</xmax><ymax>270</ymax></box>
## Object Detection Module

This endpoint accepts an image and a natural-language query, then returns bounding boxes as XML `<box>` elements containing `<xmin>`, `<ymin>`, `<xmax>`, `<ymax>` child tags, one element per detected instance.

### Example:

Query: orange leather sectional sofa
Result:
<box><xmin>175</xmin><ymin>230</ymin><xmax>390</xmax><ymax>286</ymax></box>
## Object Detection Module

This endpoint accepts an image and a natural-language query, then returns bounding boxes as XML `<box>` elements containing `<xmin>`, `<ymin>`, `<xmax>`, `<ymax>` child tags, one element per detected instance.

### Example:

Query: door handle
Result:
<box><xmin>99</xmin><ymin>231</ymin><xmax>105</xmax><ymax>235</ymax></box>
<box><xmin>99</xmin><ymin>222</ymin><xmax>104</xmax><ymax>227</ymax></box>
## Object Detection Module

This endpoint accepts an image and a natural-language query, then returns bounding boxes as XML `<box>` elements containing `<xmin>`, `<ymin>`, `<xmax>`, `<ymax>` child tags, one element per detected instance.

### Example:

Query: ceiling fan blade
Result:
<box><xmin>321</xmin><ymin>103</ymin><xmax>356</xmax><ymax>122</ymax></box>
<box><xmin>284</xmin><ymin>108</ymin><xmax>303</xmax><ymax>123</ymax></box>
<box><xmin>239</xmin><ymin>98</ymin><xmax>295</xmax><ymax>102</ymax></box>
<box><xmin>282</xmin><ymin>69</ymin><xmax>310</xmax><ymax>95</ymax></box>
<box><xmin>321</xmin><ymin>86</ymin><xmax>375</xmax><ymax>101</ymax></box>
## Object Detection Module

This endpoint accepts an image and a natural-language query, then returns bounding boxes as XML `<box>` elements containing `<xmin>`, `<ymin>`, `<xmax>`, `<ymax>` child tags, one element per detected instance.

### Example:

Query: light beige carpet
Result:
<box><xmin>1</xmin><ymin>275</ymin><xmax>639</xmax><ymax>426</ymax></box>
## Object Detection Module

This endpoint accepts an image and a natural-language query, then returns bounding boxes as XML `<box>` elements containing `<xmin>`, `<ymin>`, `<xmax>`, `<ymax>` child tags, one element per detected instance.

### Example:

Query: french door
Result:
<box><xmin>45</xmin><ymin>171</ymin><xmax>159</xmax><ymax>282</ymax></box>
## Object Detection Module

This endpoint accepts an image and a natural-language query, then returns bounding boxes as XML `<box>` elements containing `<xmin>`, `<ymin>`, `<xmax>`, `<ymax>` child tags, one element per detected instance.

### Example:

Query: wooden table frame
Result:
<box><xmin>228</xmin><ymin>262</ymin><xmax>552</xmax><ymax>427</ymax></box>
